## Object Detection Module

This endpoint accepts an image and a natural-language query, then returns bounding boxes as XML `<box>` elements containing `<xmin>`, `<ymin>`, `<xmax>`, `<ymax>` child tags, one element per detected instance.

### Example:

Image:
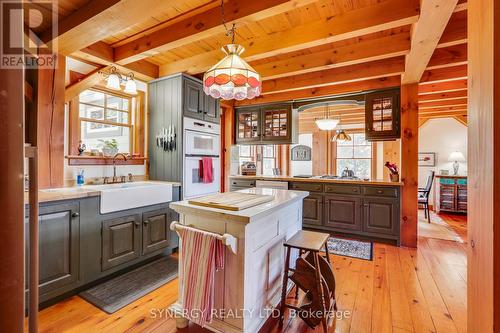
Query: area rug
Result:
<box><xmin>418</xmin><ymin>211</ymin><xmax>463</xmax><ymax>243</ymax></box>
<box><xmin>79</xmin><ymin>256</ymin><xmax>178</xmax><ymax>314</ymax></box>
<box><xmin>326</xmin><ymin>237</ymin><xmax>373</xmax><ymax>261</ymax></box>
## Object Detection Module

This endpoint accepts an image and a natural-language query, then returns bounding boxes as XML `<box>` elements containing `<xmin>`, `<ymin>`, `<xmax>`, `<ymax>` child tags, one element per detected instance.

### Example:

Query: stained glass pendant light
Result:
<box><xmin>331</xmin><ymin>114</ymin><xmax>352</xmax><ymax>142</ymax></box>
<box><xmin>203</xmin><ymin>1</ymin><xmax>261</xmax><ymax>100</ymax></box>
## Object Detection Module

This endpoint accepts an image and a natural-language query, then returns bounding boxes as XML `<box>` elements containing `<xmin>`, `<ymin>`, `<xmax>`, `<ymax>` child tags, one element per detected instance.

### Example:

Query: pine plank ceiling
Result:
<box><xmin>51</xmin><ymin>0</ymin><xmax>468</xmax><ymax>124</ymax></box>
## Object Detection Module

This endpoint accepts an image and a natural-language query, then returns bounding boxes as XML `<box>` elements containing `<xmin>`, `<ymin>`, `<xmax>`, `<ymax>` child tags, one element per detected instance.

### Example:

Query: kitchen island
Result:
<box><xmin>230</xmin><ymin>175</ymin><xmax>402</xmax><ymax>245</ymax></box>
<box><xmin>169</xmin><ymin>188</ymin><xmax>308</xmax><ymax>333</ymax></box>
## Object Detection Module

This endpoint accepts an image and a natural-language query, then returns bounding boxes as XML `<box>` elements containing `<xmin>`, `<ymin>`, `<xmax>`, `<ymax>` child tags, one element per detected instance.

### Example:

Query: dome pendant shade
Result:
<box><xmin>332</xmin><ymin>129</ymin><xmax>352</xmax><ymax>142</ymax></box>
<box><xmin>315</xmin><ymin>118</ymin><xmax>339</xmax><ymax>131</ymax></box>
<box><xmin>203</xmin><ymin>44</ymin><xmax>261</xmax><ymax>100</ymax></box>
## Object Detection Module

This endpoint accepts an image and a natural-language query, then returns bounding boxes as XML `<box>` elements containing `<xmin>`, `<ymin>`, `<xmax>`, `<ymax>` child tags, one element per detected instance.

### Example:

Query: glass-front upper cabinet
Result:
<box><xmin>365</xmin><ymin>89</ymin><xmax>401</xmax><ymax>141</ymax></box>
<box><xmin>261</xmin><ymin>104</ymin><xmax>291</xmax><ymax>142</ymax></box>
<box><xmin>236</xmin><ymin>108</ymin><xmax>261</xmax><ymax>143</ymax></box>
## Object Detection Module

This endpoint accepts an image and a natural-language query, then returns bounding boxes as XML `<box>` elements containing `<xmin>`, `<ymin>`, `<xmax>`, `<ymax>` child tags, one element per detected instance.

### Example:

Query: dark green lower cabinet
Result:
<box><xmin>142</xmin><ymin>209</ymin><xmax>171</xmax><ymax>255</ymax></box>
<box><xmin>102</xmin><ymin>214</ymin><xmax>142</xmax><ymax>271</ymax></box>
<box><xmin>324</xmin><ymin>195</ymin><xmax>362</xmax><ymax>231</ymax></box>
<box><xmin>38</xmin><ymin>202</ymin><xmax>80</xmax><ymax>295</ymax></box>
<box><xmin>302</xmin><ymin>194</ymin><xmax>323</xmax><ymax>226</ymax></box>
<box><xmin>362</xmin><ymin>197</ymin><xmax>399</xmax><ymax>235</ymax></box>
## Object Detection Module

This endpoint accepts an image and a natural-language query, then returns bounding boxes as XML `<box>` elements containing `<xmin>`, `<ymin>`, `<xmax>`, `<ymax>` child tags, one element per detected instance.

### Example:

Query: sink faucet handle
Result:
<box><xmin>128</xmin><ymin>173</ymin><xmax>133</xmax><ymax>182</ymax></box>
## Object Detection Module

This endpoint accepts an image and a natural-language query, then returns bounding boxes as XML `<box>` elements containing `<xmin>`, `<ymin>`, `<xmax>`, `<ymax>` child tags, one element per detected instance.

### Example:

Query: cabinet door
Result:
<box><xmin>365</xmin><ymin>90</ymin><xmax>400</xmax><ymax>141</ymax></box>
<box><xmin>302</xmin><ymin>194</ymin><xmax>323</xmax><ymax>226</ymax></box>
<box><xmin>102</xmin><ymin>214</ymin><xmax>141</xmax><ymax>271</ymax></box>
<box><xmin>235</xmin><ymin>108</ymin><xmax>261</xmax><ymax>143</ymax></box>
<box><xmin>38</xmin><ymin>202</ymin><xmax>80</xmax><ymax>295</ymax></box>
<box><xmin>439</xmin><ymin>184</ymin><xmax>456</xmax><ymax>211</ymax></box>
<box><xmin>456</xmin><ymin>185</ymin><xmax>467</xmax><ymax>212</ymax></box>
<box><xmin>362</xmin><ymin>197</ymin><xmax>399</xmax><ymax>235</ymax></box>
<box><xmin>184</xmin><ymin>79</ymin><xmax>204</xmax><ymax>120</ymax></box>
<box><xmin>324</xmin><ymin>195</ymin><xmax>362</xmax><ymax>231</ymax></box>
<box><xmin>204</xmin><ymin>95</ymin><xmax>220</xmax><ymax>123</ymax></box>
<box><xmin>261</xmin><ymin>104</ymin><xmax>291</xmax><ymax>142</ymax></box>
<box><xmin>142</xmin><ymin>209</ymin><xmax>171</xmax><ymax>255</ymax></box>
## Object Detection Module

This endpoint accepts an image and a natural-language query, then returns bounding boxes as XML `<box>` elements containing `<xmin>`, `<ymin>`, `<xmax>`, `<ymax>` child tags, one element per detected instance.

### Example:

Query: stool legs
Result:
<box><xmin>312</xmin><ymin>252</ymin><xmax>328</xmax><ymax>333</ymax></box>
<box><xmin>279</xmin><ymin>246</ymin><xmax>292</xmax><ymax>325</ymax></box>
<box><xmin>295</xmin><ymin>249</ymin><xmax>303</xmax><ymax>299</ymax></box>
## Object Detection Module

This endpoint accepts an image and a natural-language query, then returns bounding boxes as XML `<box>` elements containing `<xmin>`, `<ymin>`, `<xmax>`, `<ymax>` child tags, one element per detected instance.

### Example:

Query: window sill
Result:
<box><xmin>66</xmin><ymin>155</ymin><xmax>147</xmax><ymax>166</ymax></box>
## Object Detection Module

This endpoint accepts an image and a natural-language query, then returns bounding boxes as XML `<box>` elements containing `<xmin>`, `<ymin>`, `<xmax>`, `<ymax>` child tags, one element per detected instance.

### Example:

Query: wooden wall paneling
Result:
<box><xmin>312</xmin><ymin>129</ymin><xmax>328</xmax><ymax>175</ymax></box>
<box><xmin>382</xmin><ymin>140</ymin><xmax>401</xmax><ymax>181</ymax></box>
<box><xmin>134</xmin><ymin>91</ymin><xmax>146</xmax><ymax>157</ymax></box>
<box><xmin>418</xmin><ymin>79</ymin><xmax>467</xmax><ymax>94</ymax></box>
<box><xmin>0</xmin><ymin>42</ymin><xmax>25</xmax><ymax>333</ymax></box>
<box><xmin>222</xmin><ymin>104</ymin><xmax>235</xmax><ymax>192</ymax></box>
<box><xmin>400</xmin><ymin>83</ymin><xmax>419</xmax><ymax>247</ymax></box>
<box><xmin>68</xmin><ymin>98</ymin><xmax>80</xmax><ymax>156</ymax></box>
<box><xmin>467</xmin><ymin>0</ymin><xmax>500</xmax><ymax>331</ymax></box>
<box><xmin>37</xmin><ymin>54</ymin><xmax>66</xmax><ymax>189</ymax></box>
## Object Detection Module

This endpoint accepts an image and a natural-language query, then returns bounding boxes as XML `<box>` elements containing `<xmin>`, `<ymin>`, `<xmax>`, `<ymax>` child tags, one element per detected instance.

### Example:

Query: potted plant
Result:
<box><xmin>385</xmin><ymin>161</ymin><xmax>400</xmax><ymax>182</ymax></box>
<box><xmin>99</xmin><ymin>139</ymin><xmax>119</xmax><ymax>157</ymax></box>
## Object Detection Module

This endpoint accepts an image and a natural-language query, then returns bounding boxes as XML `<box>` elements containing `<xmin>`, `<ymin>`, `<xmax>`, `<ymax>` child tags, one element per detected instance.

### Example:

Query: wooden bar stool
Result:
<box><xmin>279</xmin><ymin>230</ymin><xmax>336</xmax><ymax>333</ymax></box>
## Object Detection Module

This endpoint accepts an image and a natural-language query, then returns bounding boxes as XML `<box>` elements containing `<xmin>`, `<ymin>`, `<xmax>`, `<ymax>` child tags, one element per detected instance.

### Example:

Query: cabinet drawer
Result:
<box><xmin>325</xmin><ymin>184</ymin><xmax>361</xmax><ymax>195</ymax></box>
<box><xmin>290</xmin><ymin>182</ymin><xmax>323</xmax><ymax>192</ymax></box>
<box><xmin>230</xmin><ymin>179</ymin><xmax>256</xmax><ymax>188</ymax></box>
<box><xmin>362</xmin><ymin>186</ymin><xmax>398</xmax><ymax>198</ymax></box>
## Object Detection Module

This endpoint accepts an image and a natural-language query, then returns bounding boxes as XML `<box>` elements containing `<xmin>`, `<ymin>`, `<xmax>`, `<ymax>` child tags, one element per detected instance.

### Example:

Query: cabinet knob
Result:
<box><xmin>143</xmin><ymin>219</ymin><xmax>150</xmax><ymax>226</ymax></box>
<box><xmin>377</xmin><ymin>190</ymin><xmax>383</xmax><ymax>194</ymax></box>
<box><xmin>135</xmin><ymin>221</ymin><xmax>141</xmax><ymax>227</ymax></box>
<box><xmin>71</xmin><ymin>212</ymin><xmax>79</xmax><ymax>218</ymax></box>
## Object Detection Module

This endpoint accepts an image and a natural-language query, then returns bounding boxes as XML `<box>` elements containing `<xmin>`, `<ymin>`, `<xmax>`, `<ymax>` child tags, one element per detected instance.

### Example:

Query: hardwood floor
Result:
<box><xmin>31</xmin><ymin>214</ymin><xmax>467</xmax><ymax>333</ymax></box>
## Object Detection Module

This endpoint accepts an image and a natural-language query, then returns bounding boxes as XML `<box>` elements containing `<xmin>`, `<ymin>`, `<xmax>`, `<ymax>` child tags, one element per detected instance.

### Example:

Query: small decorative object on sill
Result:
<box><xmin>385</xmin><ymin>161</ymin><xmax>399</xmax><ymax>182</ymax></box>
<box><xmin>77</xmin><ymin>141</ymin><xmax>86</xmax><ymax>156</ymax></box>
<box><xmin>202</xmin><ymin>1</ymin><xmax>261</xmax><ymax>100</ymax></box>
<box><xmin>99</xmin><ymin>139</ymin><xmax>119</xmax><ymax>157</ymax></box>
<box><xmin>76</xmin><ymin>169</ymin><xmax>85</xmax><ymax>186</ymax></box>
<box><xmin>241</xmin><ymin>161</ymin><xmax>256</xmax><ymax>176</ymax></box>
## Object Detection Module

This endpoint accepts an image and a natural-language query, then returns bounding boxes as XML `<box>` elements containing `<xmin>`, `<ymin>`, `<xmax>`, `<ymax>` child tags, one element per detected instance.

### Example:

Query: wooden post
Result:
<box><xmin>400</xmin><ymin>83</ymin><xmax>419</xmax><ymax>247</ymax></box>
<box><xmin>468</xmin><ymin>1</ymin><xmax>500</xmax><ymax>331</ymax></box>
<box><xmin>36</xmin><ymin>54</ymin><xmax>65</xmax><ymax>189</ymax></box>
<box><xmin>0</xmin><ymin>34</ymin><xmax>25</xmax><ymax>333</ymax></box>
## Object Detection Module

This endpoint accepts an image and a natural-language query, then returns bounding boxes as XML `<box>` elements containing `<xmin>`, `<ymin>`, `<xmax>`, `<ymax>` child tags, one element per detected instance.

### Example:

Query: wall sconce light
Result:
<box><xmin>99</xmin><ymin>66</ymin><xmax>137</xmax><ymax>95</ymax></box>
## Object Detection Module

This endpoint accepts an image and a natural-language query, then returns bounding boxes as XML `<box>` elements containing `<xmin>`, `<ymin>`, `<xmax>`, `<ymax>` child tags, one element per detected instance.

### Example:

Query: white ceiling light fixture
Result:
<box><xmin>202</xmin><ymin>0</ymin><xmax>261</xmax><ymax>100</ymax></box>
<box><xmin>315</xmin><ymin>104</ymin><xmax>339</xmax><ymax>131</ymax></box>
<box><xmin>100</xmin><ymin>66</ymin><xmax>138</xmax><ymax>95</ymax></box>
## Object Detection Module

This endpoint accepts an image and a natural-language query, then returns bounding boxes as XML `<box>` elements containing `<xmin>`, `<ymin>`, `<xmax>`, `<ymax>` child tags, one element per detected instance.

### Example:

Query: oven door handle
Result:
<box><xmin>185</xmin><ymin>154</ymin><xmax>220</xmax><ymax>158</ymax></box>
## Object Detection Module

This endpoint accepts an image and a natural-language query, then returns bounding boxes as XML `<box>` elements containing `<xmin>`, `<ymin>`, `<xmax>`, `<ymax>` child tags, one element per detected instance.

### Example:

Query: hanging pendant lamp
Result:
<box><xmin>331</xmin><ymin>113</ymin><xmax>352</xmax><ymax>142</ymax></box>
<box><xmin>315</xmin><ymin>103</ymin><xmax>339</xmax><ymax>131</ymax></box>
<box><xmin>203</xmin><ymin>2</ymin><xmax>261</xmax><ymax>100</ymax></box>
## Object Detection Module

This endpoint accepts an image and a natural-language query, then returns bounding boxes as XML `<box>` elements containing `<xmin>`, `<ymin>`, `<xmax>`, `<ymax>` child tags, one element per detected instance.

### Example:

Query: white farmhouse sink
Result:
<box><xmin>97</xmin><ymin>181</ymin><xmax>173</xmax><ymax>214</ymax></box>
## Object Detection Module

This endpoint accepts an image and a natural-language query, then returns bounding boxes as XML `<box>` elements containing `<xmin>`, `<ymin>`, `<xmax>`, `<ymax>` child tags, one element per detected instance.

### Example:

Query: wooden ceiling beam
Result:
<box><xmin>72</xmin><ymin>41</ymin><xmax>159</xmax><ymax>81</ymax></box>
<box><xmin>42</xmin><ymin>0</ymin><xmax>180</xmax><ymax>56</ymax></box>
<box><xmin>418</xmin><ymin>78</ymin><xmax>467</xmax><ymax>94</ymax></box>
<box><xmin>419</xmin><ymin>64</ymin><xmax>467</xmax><ymax>84</ymax></box>
<box><xmin>427</xmin><ymin>43</ymin><xmax>467</xmax><ymax>70</ymax></box>
<box><xmin>418</xmin><ymin>105</ymin><xmax>467</xmax><ymax>113</ymax></box>
<box><xmin>254</xmin><ymin>30</ymin><xmax>411</xmax><ymax>80</ymax></box>
<box><xmin>159</xmin><ymin>0</ymin><xmax>420</xmax><ymax>77</ymax></box>
<box><xmin>235</xmin><ymin>76</ymin><xmax>401</xmax><ymax>106</ymax></box>
<box><xmin>114</xmin><ymin>0</ymin><xmax>320</xmax><ymax>65</ymax></box>
<box><xmin>65</xmin><ymin>66</ymin><xmax>109</xmax><ymax>102</ymax></box>
<box><xmin>419</xmin><ymin>98</ymin><xmax>467</xmax><ymax>108</ymax></box>
<box><xmin>401</xmin><ymin>0</ymin><xmax>458</xmax><ymax>84</ymax></box>
<box><xmin>262</xmin><ymin>57</ymin><xmax>405</xmax><ymax>94</ymax></box>
<box><xmin>454</xmin><ymin>115</ymin><xmax>468</xmax><ymax>126</ymax></box>
<box><xmin>418</xmin><ymin>89</ymin><xmax>467</xmax><ymax>101</ymax></box>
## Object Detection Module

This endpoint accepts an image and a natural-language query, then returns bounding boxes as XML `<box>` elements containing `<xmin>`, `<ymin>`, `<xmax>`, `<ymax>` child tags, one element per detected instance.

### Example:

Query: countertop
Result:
<box><xmin>229</xmin><ymin>175</ymin><xmax>404</xmax><ymax>186</ymax></box>
<box><xmin>170</xmin><ymin>188</ymin><xmax>309</xmax><ymax>223</ymax></box>
<box><xmin>27</xmin><ymin>181</ymin><xmax>182</xmax><ymax>204</ymax></box>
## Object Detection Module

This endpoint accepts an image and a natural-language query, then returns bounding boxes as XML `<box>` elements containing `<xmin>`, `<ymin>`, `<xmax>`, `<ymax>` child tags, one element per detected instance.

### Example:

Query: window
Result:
<box><xmin>238</xmin><ymin>145</ymin><xmax>278</xmax><ymax>175</ymax></box>
<box><xmin>336</xmin><ymin>133</ymin><xmax>372</xmax><ymax>179</ymax></box>
<box><xmin>78</xmin><ymin>89</ymin><xmax>133</xmax><ymax>153</ymax></box>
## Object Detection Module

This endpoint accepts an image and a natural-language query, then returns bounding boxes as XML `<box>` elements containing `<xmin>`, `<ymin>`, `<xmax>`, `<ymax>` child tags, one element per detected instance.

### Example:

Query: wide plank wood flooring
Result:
<box><xmin>29</xmin><ymin>214</ymin><xmax>467</xmax><ymax>333</ymax></box>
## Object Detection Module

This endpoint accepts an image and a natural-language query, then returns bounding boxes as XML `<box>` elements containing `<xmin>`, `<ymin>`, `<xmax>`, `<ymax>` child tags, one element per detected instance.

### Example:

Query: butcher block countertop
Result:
<box><xmin>229</xmin><ymin>175</ymin><xmax>404</xmax><ymax>186</ymax></box>
<box><xmin>170</xmin><ymin>188</ymin><xmax>309</xmax><ymax>223</ymax></box>
<box><xmin>27</xmin><ymin>181</ymin><xmax>182</xmax><ymax>203</ymax></box>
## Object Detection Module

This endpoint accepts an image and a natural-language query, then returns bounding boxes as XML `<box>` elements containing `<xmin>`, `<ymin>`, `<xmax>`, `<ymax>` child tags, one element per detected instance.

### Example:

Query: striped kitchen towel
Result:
<box><xmin>179</xmin><ymin>227</ymin><xmax>225</xmax><ymax>327</ymax></box>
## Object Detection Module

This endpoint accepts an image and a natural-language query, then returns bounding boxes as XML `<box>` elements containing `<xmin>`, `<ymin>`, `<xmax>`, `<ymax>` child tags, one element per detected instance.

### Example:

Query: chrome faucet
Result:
<box><xmin>103</xmin><ymin>153</ymin><xmax>130</xmax><ymax>184</ymax></box>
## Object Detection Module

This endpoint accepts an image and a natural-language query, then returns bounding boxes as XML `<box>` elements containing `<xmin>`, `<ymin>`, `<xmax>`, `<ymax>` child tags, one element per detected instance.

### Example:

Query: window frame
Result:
<box><xmin>67</xmin><ymin>87</ymin><xmax>146</xmax><ymax>165</ymax></box>
<box><xmin>237</xmin><ymin>145</ymin><xmax>279</xmax><ymax>175</ymax></box>
<box><xmin>333</xmin><ymin>132</ymin><xmax>375</xmax><ymax>179</ymax></box>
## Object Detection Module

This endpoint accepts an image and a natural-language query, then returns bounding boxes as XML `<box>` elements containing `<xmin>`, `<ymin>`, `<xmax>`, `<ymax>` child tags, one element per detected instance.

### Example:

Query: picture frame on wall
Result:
<box><xmin>418</xmin><ymin>152</ymin><xmax>436</xmax><ymax>166</ymax></box>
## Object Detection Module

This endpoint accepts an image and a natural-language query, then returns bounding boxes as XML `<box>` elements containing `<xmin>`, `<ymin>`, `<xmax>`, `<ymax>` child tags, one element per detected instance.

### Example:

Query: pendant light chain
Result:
<box><xmin>220</xmin><ymin>0</ymin><xmax>236</xmax><ymax>44</ymax></box>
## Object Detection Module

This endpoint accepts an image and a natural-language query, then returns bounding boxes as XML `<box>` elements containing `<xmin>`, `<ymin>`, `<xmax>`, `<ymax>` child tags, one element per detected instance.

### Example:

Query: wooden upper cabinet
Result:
<box><xmin>236</xmin><ymin>108</ymin><xmax>261</xmax><ymax>143</ymax></box>
<box><xmin>235</xmin><ymin>103</ymin><xmax>297</xmax><ymax>144</ymax></box>
<box><xmin>183</xmin><ymin>76</ymin><xmax>220</xmax><ymax>123</ymax></box>
<box><xmin>365</xmin><ymin>89</ymin><xmax>401</xmax><ymax>141</ymax></box>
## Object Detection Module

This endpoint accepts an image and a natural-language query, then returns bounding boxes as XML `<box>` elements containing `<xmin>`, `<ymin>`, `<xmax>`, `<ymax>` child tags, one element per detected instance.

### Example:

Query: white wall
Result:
<box><xmin>290</xmin><ymin>133</ymin><xmax>313</xmax><ymax>176</ymax></box>
<box><xmin>418</xmin><ymin>117</ymin><xmax>467</xmax><ymax>203</ymax></box>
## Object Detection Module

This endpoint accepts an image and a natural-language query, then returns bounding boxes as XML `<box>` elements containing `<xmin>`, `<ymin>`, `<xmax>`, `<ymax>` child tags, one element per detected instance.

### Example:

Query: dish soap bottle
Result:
<box><xmin>76</xmin><ymin>169</ymin><xmax>85</xmax><ymax>186</ymax></box>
